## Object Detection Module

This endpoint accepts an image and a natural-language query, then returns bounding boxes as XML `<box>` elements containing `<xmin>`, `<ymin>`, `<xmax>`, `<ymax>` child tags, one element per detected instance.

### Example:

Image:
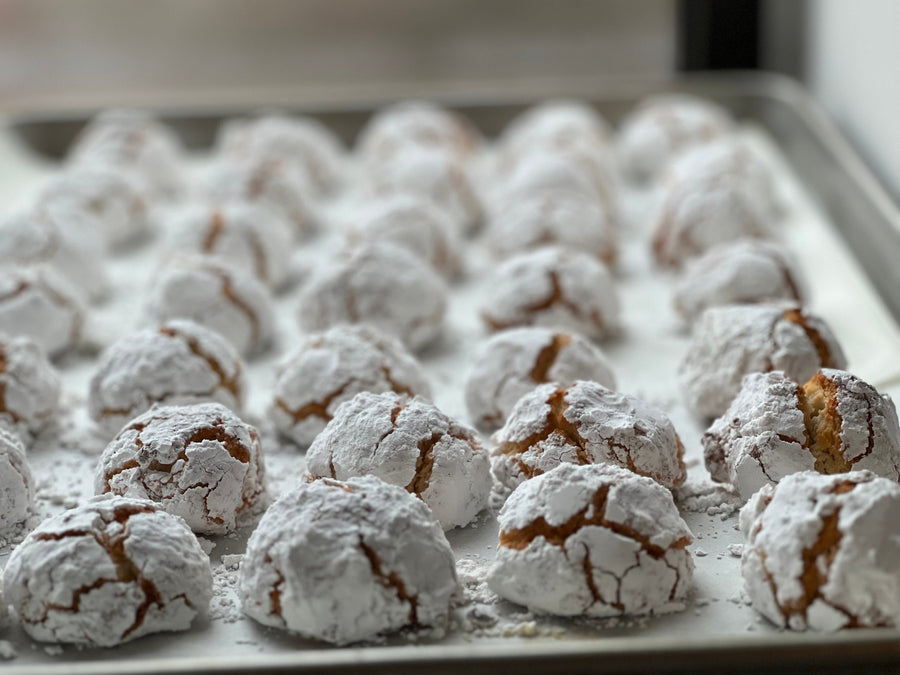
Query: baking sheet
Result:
<box><xmin>1</xmin><ymin>103</ymin><xmax>900</xmax><ymax>670</ymax></box>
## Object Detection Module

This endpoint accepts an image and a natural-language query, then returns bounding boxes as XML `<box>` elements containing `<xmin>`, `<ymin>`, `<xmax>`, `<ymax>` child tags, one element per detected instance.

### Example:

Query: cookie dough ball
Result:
<box><xmin>166</xmin><ymin>201</ymin><xmax>293</xmax><ymax>289</ymax></box>
<box><xmin>679</xmin><ymin>304</ymin><xmax>847</xmax><ymax>419</ymax></box>
<box><xmin>68</xmin><ymin>108</ymin><xmax>184</xmax><ymax>200</ymax></box>
<box><xmin>617</xmin><ymin>94</ymin><xmax>733</xmax><ymax>183</ymax></box>
<box><xmin>488</xmin><ymin>463</ymin><xmax>693</xmax><ymax>617</ymax></box>
<box><xmin>499</xmin><ymin>99</ymin><xmax>612</xmax><ymax>155</ymax></box>
<box><xmin>0</xmin><ymin>266</ymin><xmax>84</xmax><ymax>358</ymax></box>
<box><xmin>297</xmin><ymin>243</ymin><xmax>447</xmax><ymax>352</ymax></box>
<box><xmin>0</xmin><ymin>208</ymin><xmax>109</xmax><ymax>302</ymax></box>
<box><xmin>357</xmin><ymin>100</ymin><xmax>479</xmax><ymax>164</ymax></box>
<box><xmin>480</xmin><ymin>246</ymin><xmax>620</xmax><ymax>340</ymax></box>
<box><xmin>4</xmin><ymin>495</ymin><xmax>212</xmax><ymax>646</ymax></box>
<box><xmin>215</xmin><ymin>114</ymin><xmax>345</xmax><ymax>195</ymax></box>
<box><xmin>0</xmin><ymin>334</ymin><xmax>61</xmax><ymax>438</ymax></box>
<box><xmin>465</xmin><ymin>328</ymin><xmax>616</xmax><ymax>430</ymax></box>
<box><xmin>485</xmin><ymin>191</ymin><xmax>617</xmax><ymax>266</ymax></box>
<box><xmin>704</xmin><ymin>370</ymin><xmax>900</xmax><ymax>500</ymax></box>
<box><xmin>239</xmin><ymin>475</ymin><xmax>459</xmax><ymax>644</ymax></box>
<box><xmin>0</xmin><ymin>428</ymin><xmax>34</xmax><ymax>531</ymax></box>
<box><xmin>204</xmin><ymin>158</ymin><xmax>316</xmax><ymax>238</ymax></box>
<box><xmin>270</xmin><ymin>325</ymin><xmax>431</xmax><ymax>448</ymax></box>
<box><xmin>147</xmin><ymin>255</ymin><xmax>275</xmax><ymax>356</ymax></box>
<box><xmin>345</xmin><ymin>195</ymin><xmax>461</xmax><ymax>277</ymax></box>
<box><xmin>89</xmin><ymin>320</ymin><xmax>246</xmax><ymax>437</ymax></box>
<box><xmin>492</xmin><ymin>381</ymin><xmax>686</xmax><ymax>492</ymax></box>
<box><xmin>673</xmin><ymin>241</ymin><xmax>804</xmax><ymax>320</ymax></box>
<box><xmin>37</xmin><ymin>165</ymin><xmax>150</xmax><ymax>251</ymax></box>
<box><xmin>740</xmin><ymin>470</ymin><xmax>900</xmax><ymax>630</ymax></box>
<box><xmin>307</xmin><ymin>391</ymin><xmax>490</xmax><ymax>530</ymax></box>
<box><xmin>97</xmin><ymin>402</ymin><xmax>266</xmax><ymax>534</ymax></box>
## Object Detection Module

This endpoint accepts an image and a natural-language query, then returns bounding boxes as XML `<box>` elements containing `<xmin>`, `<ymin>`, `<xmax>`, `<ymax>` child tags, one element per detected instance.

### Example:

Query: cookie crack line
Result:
<box><xmin>782</xmin><ymin>308</ymin><xmax>836</xmax><ymax>368</ymax></box>
<box><xmin>159</xmin><ymin>325</ymin><xmax>242</xmax><ymax>400</ymax></box>
<box><xmin>207</xmin><ymin>266</ymin><xmax>260</xmax><ymax>348</ymax></box>
<box><xmin>263</xmin><ymin>554</ymin><xmax>286</xmax><ymax>626</ymax></box>
<box><xmin>529</xmin><ymin>333</ymin><xmax>572</xmax><ymax>383</ymax></box>
<box><xmin>796</xmin><ymin>373</ymin><xmax>851</xmax><ymax>474</ymax></box>
<box><xmin>0</xmin><ymin>344</ymin><xmax>24</xmax><ymax>424</ymax></box>
<box><xmin>357</xmin><ymin>535</ymin><xmax>419</xmax><ymax>626</ymax></box>
<box><xmin>275</xmin><ymin>380</ymin><xmax>354</xmax><ymax>424</ymax></box>
<box><xmin>405</xmin><ymin>432</ymin><xmax>441</xmax><ymax>497</ymax></box>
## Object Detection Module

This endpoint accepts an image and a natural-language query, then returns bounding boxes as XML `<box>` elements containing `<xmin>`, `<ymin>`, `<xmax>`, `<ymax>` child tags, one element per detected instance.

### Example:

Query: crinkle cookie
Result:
<box><xmin>480</xmin><ymin>246</ymin><xmax>620</xmax><ymax>340</ymax></box>
<box><xmin>215</xmin><ymin>114</ymin><xmax>345</xmax><ymax>195</ymax></box>
<box><xmin>740</xmin><ymin>470</ymin><xmax>900</xmax><ymax>630</ymax></box>
<box><xmin>269</xmin><ymin>324</ymin><xmax>430</xmax><ymax>448</ymax></box>
<box><xmin>68</xmin><ymin>108</ymin><xmax>184</xmax><ymax>200</ymax></box>
<box><xmin>146</xmin><ymin>255</ymin><xmax>275</xmax><ymax>356</ymax></box>
<box><xmin>488</xmin><ymin>463</ymin><xmax>693</xmax><ymax>617</ymax></box>
<box><xmin>297</xmin><ymin>243</ymin><xmax>447</xmax><ymax>352</ymax></box>
<box><xmin>96</xmin><ymin>402</ymin><xmax>266</xmax><ymax>534</ymax></box>
<box><xmin>89</xmin><ymin>320</ymin><xmax>245</xmax><ymax>436</ymax></box>
<box><xmin>617</xmin><ymin>94</ymin><xmax>733</xmax><ymax>183</ymax></box>
<box><xmin>204</xmin><ymin>158</ymin><xmax>316</xmax><ymax>238</ymax></box>
<box><xmin>38</xmin><ymin>165</ymin><xmax>150</xmax><ymax>251</ymax></box>
<box><xmin>166</xmin><ymin>201</ymin><xmax>293</xmax><ymax>289</ymax></box>
<box><xmin>673</xmin><ymin>241</ymin><xmax>804</xmax><ymax>320</ymax></box>
<box><xmin>0</xmin><ymin>334</ymin><xmax>61</xmax><ymax>438</ymax></box>
<box><xmin>704</xmin><ymin>369</ymin><xmax>900</xmax><ymax>500</ymax></box>
<box><xmin>0</xmin><ymin>266</ymin><xmax>84</xmax><ymax>358</ymax></box>
<box><xmin>464</xmin><ymin>327</ymin><xmax>616</xmax><ymax>430</ymax></box>
<box><xmin>0</xmin><ymin>427</ymin><xmax>34</xmax><ymax>531</ymax></box>
<box><xmin>344</xmin><ymin>195</ymin><xmax>461</xmax><ymax>277</ymax></box>
<box><xmin>306</xmin><ymin>391</ymin><xmax>490</xmax><ymax>530</ymax></box>
<box><xmin>679</xmin><ymin>304</ymin><xmax>847</xmax><ymax>419</ymax></box>
<box><xmin>492</xmin><ymin>381</ymin><xmax>686</xmax><ymax>491</ymax></box>
<box><xmin>0</xmin><ymin>208</ymin><xmax>109</xmax><ymax>302</ymax></box>
<box><xmin>239</xmin><ymin>475</ymin><xmax>459</xmax><ymax>644</ymax></box>
<box><xmin>3</xmin><ymin>495</ymin><xmax>212</xmax><ymax>646</ymax></box>
<box><xmin>499</xmin><ymin>99</ymin><xmax>612</xmax><ymax>155</ymax></box>
<box><xmin>485</xmin><ymin>190</ymin><xmax>617</xmax><ymax>266</ymax></box>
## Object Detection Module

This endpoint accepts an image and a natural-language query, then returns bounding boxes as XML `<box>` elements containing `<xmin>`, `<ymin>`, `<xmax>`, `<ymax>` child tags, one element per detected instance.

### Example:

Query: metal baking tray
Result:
<box><xmin>3</xmin><ymin>72</ymin><xmax>900</xmax><ymax>673</ymax></box>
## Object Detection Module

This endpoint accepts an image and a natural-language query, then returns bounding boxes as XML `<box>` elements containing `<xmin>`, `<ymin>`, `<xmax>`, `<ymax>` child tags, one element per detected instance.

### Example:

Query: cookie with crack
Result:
<box><xmin>89</xmin><ymin>320</ymin><xmax>246</xmax><ymax>436</ymax></box>
<box><xmin>491</xmin><ymin>381</ymin><xmax>686</xmax><ymax>492</ymax></box>
<box><xmin>465</xmin><ymin>327</ymin><xmax>615</xmax><ymax>430</ymax></box>
<box><xmin>269</xmin><ymin>325</ymin><xmax>430</xmax><ymax>448</ymax></box>
<box><xmin>3</xmin><ymin>495</ymin><xmax>212</xmax><ymax>646</ymax></box>
<box><xmin>0</xmin><ymin>334</ymin><xmax>61</xmax><ymax>439</ymax></box>
<box><xmin>480</xmin><ymin>246</ymin><xmax>620</xmax><ymax>340</ymax></box>
<box><xmin>488</xmin><ymin>462</ymin><xmax>693</xmax><ymax>617</ymax></box>
<box><xmin>704</xmin><ymin>370</ymin><xmax>900</xmax><ymax>500</ymax></box>
<box><xmin>679</xmin><ymin>304</ymin><xmax>846</xmax><ymax>419</ymax></box>
<box><xmin>96</xmin><ymin>402</ymin><xmax>266</xmax><ymax>534</ymax></box>
<box><xmin>0</xmin><ymin>427</ymin><xmax>34</xmax><ymax>532</ymax></box>
<box><xmin>146</xmin><ymin>255</ymin><xmax>275</xmax><ymax>356</ymax></box>
<box><xmin>306</xmin><ymin>391</ymin><xmax>490</xmax><ymax>530</ymax></box>
<box><xmin>239</xmin><ymin>475</ymin><xmax>459</xmax><ymax>644</ymax></box>
<box><xmin>673</xmin><ymin>241</ymin><xmax>804</xmax><ymax>320</ymax></box>
<box><xmin>740</xmin><ymin>470</ymin><xmax>900</xmax><ymax>630</ymax></box>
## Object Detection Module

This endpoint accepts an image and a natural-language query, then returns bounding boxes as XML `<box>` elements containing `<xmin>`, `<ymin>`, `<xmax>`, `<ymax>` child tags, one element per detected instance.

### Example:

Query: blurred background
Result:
<box><xmin>0</xmin><ymin>0</ymin><xmax>897</xmax><ymax>199</ymax></box>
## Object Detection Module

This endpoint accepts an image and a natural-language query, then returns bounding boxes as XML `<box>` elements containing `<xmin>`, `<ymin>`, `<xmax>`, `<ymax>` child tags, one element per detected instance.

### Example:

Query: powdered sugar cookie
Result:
<box><xmin>3</xmin><ymin>495</ymin><xmax>212</xmax><ymax>646</ymax></box>
<box><xmin>239</xmin><ymin>475</ymin><xmax>459</xmax><ymax>644</ymax></box>
<box><xmin>500</xmin><ymin>99</ymin><xmax>612</xmax><ymax>155</ymax></box>
<box><xmin>270</xmin><ymin>324</ymin><xmax>430</xmax><ymax>448</ymax></box>
<box><xmin>488</xmin><ymin>462</ymin><xmax>693</xmax><ymax>617</ymax></box>
<box><xmin>0</xmin><ymin>428</ymin><xmax>33</xmax><ymax>531</ymax></box>
<box><xmin>306</xmin><ymin>391</ymin><xmax>490</xmax><ymax>529</ymax></box>
<box><xmin>0</xmin><ymin>334</ymin><xmax>61</xmax><ymax>438</ymax></box>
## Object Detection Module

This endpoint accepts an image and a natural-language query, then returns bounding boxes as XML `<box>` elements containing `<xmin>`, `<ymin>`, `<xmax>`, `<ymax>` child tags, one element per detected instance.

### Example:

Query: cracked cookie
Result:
<box><xmin>0</xmin><ymin>427</ymin><xmax>33</xmax><ymax>532</ymax></box>
<box><xmin>269</xmin><ymin>325</ymin><xmax>430</xmax><ymax>448</ymax></box>
<box><xmin>704</xmin><ymin>370</ymin><xmax>900</xmax><ymax>500</ymax></box>
<box><xmin>673</xmin><ymin>241</ymin><xmax>804</xmax><ymax>321</ymax></box>
<box><xmin>166</xmin><ymin>201</ymin><xmax>293</xmax><ymax>289</ymax></box>
<box><xmin>616</xmin><ymin>94</ymin><xmax>734</xmax><ymax>184</ymax></box>
<box><xmin>0</xmin><ymin>333</ymin><xmax>61</xmax><ymax>438</ymax></box>
<box><xmin>306</xmin><ymin>391</ymin><xmax>490</xmax><ymax>530</ymax></box>
<box><xmin>3</xmin><ymin>495</ymin><xmax>212</xmax><ymax>646</ymax></box>
<box><xmin>0</xmin><ymin>266</ymin><xmax>84</xmax><ymax>359</ymax></box>
<box><xmin>740</xmin><ymin>470</ymin><xmax>900</xmax><ymax>630</ymax></box>
<box><xmin>491</xmin><ymin>381</ymin><xmax>686</xmax><ymax>492</ymax></box>
<box><xmin>488</xmin><ymin>463</ymin><xmax>693</xmax><ymax>617</ymax></box>
<box><xmin>464</xmin><ymin>327</ymin><xmax>616</xmax><ymax>431</ymax></box>
<box><xmin>480</xmin><ymin>246</ymin><xmax>620</xmax><ymax>340</ymax></box>
<box><xmin>96</xmin><ymin>402</ymin><xmax>267</xmax><ymax>535</ymax></box>
<box><xmin>297</xmin><ymin>242</ymin><xmax>447</xmax><ymax>352</ymax></box>
<box><xmin>146</xmin><ymin>255</ymin><xmax>275</xmax><ymax>356</ymax></box>
<box><xmin>215</xmin><ymin>113</ymin><xmax>345</xmax><ymax>196</ymax></box>
<box><xmin>679</xmin><ymin>304</ymin><xmax>847</xmax><ymax>419</ymax></box>
<box><xmin>239</xmin><ymin>475</ymin><xmax>459</xmax><ymax>644</ymax></box>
